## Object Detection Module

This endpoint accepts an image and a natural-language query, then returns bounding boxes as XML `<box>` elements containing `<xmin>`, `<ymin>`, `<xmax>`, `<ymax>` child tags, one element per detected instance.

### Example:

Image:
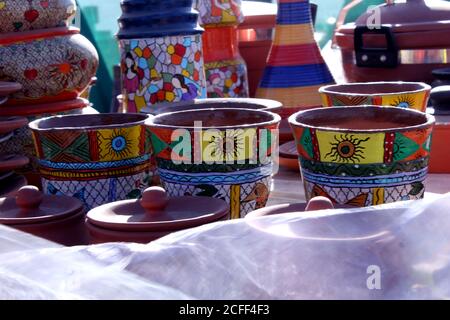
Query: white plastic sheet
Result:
<box><xmin>1</xmin><ymin>193</ymin><xmax>450</xmax><ymax>299</ymax></box>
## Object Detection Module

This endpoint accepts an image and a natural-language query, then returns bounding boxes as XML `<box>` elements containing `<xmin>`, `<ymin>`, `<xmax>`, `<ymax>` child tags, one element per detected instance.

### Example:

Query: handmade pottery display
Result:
<box><xmin>143</xmin><ymin>97</ymin><xmax>283</xmax><ymax>115</ymax></box>
<box><xmin>117</xmin><ymin>0</ymin><xmax>207</xmax><ymax>113</ymax></box>
<box><xmin>194</xmin><ymin>0</ymin><xmax>249</xmax><ymax>98</ymax></box>
<box><xmin>319</xmin><ymin>82</ymin><xmax>431</xmax><ymax>112</ymax></box>
<box><xmin>255</xmin><ymin>0</ymin><xmax>334</xmax><ymax>117</ymax></box>
<box><xmin>0</xmin><ymin>0</ymin><xmax>76</xmax><ymax>33</ymax></box>
<box><xmin>335</xmin><ymin>0</ymin><xmax>450</xmax><ymax>84</ymax></box>
<box><xmin>146</xmin><ymin>108</ymin><xmax>281</xmax><ymax>218</ymax></box>
<box><xmin>86</xmin><ymin>186</ymin><xmax>228</xmax><ymax>244</ymax></box>
<box><xmin>0</xmin><ymin>186</ymin><xmax>88</xmax><ymax>246</ymax></box>
<box><xmin>29</xmin><ymin>113</ymin><xmax>152</xmax><ymax>209</ymax></box>
<box><xmin>289</xmin><ymin>106</ymin><xmax>435</xmax><ymax>207</ymax></box>
<box><xmin>0</xmin><ymin>27</ymin><xmax>99</xmax><ymax>106</ymax></box>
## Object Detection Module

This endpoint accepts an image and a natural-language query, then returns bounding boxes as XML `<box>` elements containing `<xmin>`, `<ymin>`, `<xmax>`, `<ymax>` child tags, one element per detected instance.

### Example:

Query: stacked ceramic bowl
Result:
<box><xmin>0</xmin><ymin>82</ymin><xmax>29</xmax><ymax>196</ymax></box>
<box><xmin>0</xmin><ymin>0</ymin><xmax>99</xmax><ymax>186</ymax></box>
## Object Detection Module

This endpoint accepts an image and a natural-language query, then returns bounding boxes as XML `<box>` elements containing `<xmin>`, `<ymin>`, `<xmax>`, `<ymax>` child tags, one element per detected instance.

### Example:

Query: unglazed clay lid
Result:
<box><xmin>0</xmin><ymin>186</ymin><xmax>84</xmax><ymax>225</ymax></box>
<box><xmin>87</xmin><ymin>186</ymin><xmax>229</xmax><ymax>232</ymax></box>
<box><xmin>0</xmin><ymin>82</ymin><xmax>22</xmax><ymax>97</ymax></box>
<box><xmin>0</xmin><ymin>116</ymin><xmax>28</xmax><ymax>135</ymax></box>
<box><xmin>0</xmin><ymin>154</ymin><xmax>29</xmax><ymax>172</ymax></box>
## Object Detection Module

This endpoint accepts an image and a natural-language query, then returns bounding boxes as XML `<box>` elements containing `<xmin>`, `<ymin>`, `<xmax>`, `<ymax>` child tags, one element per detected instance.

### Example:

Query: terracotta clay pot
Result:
<box><xmin>86</xmin><ymin>186</ymin><xmax>228</xmax><ymax>244</ymax></box>
<box><xmin>0</xmin><ymin>27</ymin><xmax>99</xmax><ymax>106</ymax></box>
<box><xmin>335</xmin><ymin>0</ymin><xmax>450</xmax><ymax>84</ymax></box>
<box><xmin>0</xmin><ymin>0</ymin><xmax>76</xmax><ymax>33</ymax></box>
<box><xmin>289</xmin><ymin>106</ymin><xmax>435</xmax><ymax>207</ymax></box>
<box><xmin>319</xmin><ymin>82</ymin><xmax>431</xmax><ymax>112</ymax></box>
<box><xmin>29</xmin><ymin>113</ymin><xmax>152</xmax><ymax>209</ymax></box>
<box><xmin>146</xmin><ymin>108</ymin><xmax>280</xmax><ymax>218</ymax></box>
<box><xmin>143</xmin><ymin>97</ymin><xmax>283</xmax><ymax>115</ymax></box>
<box><xmin>0</xmin><ymin>186</ymin><xmax>88</xmax><ymax>246</ymax></box>
<box><xmin>117</xmin><ymin>0</ymin><xmax>207</xmax><ymax>113</ymax></box>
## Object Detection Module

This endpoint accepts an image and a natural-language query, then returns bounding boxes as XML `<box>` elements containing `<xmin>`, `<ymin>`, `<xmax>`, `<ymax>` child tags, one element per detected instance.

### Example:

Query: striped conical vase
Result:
<box><xmin>255</xmin><ymin>0</ymin><xmax>334</xmax><ymax>117</ymax></box>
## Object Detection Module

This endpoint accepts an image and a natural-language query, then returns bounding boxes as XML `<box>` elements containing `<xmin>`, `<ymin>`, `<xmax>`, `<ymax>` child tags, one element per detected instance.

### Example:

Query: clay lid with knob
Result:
<box><xmin>86</xmin><ymin>186</ymin><xmax>229</xmax><ymax>232</ymax></box>
<box><xmin>0</xmin><ymin>186</ymin><xmax>84</xmax><ymax>225</ymax></box>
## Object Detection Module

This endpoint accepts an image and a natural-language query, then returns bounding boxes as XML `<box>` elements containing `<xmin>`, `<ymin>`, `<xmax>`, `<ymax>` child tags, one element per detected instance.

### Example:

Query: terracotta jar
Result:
<box><xmin>86</xmin><ymin>186</ymin><xmax>228</xmax><ymax>244</ymax></box>
<box><xmin>319</xmin><ymin>81</ymin><xmax>431</xmax><ymax>112</ymax></box>
<box><xmin>0</xmin><ymin>0</ymin><xmax>76</xmax><ymax>33</ymax></box>
<box><xmin>29</xmin><ymin>113</ymin><xmax>152</xmax><ymax>209</ymax></box>
<box><xmin>335</xmin><ymin>0</ymin><xmax>450</xmax><ymax>84</ymax></box>
<box><xmin>289</xmin><ymin>106</ymin><xmax>435</xmax><ymax>207</ymax></box>
<box><xmin>0</xmin><ymin>27</ymin><xmax>99</xmax><ymax>106</ymax></box>
<box><xmin>146</xmin><ymin>108</ymin><xmax>281</xmax><ymax>218</ymax></box>
<box><xmin>0</xmin><ymin>186</ymin><xmax>88</xmax><ymax>246</ymax></box>
<box><xmin>255</xmin><ymin>0</ymin><xmax>334</xmax><ymax>117</ymax></box>
<box><xmin>194</xmin><ymin>0</ymin><xmax>249</xmax><ymax>98</ymax></box>
<box><xmin>117</xmin><ymin>0</ymin><xmax>207</xmax><ymax>113</ymax></box>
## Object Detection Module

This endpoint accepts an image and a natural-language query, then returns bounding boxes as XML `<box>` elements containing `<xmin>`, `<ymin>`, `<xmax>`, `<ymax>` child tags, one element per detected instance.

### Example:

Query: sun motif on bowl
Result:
<box><xmin>97</xmin><ymin>126</ymin><xmax>141</xmax><ymax>161</ymax></box>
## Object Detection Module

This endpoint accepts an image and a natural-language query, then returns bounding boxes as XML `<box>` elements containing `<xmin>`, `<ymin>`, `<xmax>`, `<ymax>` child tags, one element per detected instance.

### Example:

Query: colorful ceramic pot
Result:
<box><xmin>0</xmin><ymin>27</ymin><xmax>99</xmax><ymax>106</ymax></box>
<box><xmin>29</xmin><ymin>113</ymin><xmax>152</xmax><ymax>210</ymax></box>
<box><xmin>289</xmin><ymin>106</ymin><xmax>435</xmax><ymax>207</ymax></box>
<box><xmin>255</xmin><ymin>0</ymin><xmax>334</xmax><ymax>117</ymax></box>
<box><xmin>0</xmin><ymin>98</ymin><xmax>94</xmax><ymax>188</ymax></box>
<box><xmin>0</xmin><ymin>0</ymin><xmax>76</xmax><ymax>33</ymax></box>
<box><xmin>0</xmin><ymin>186</ymin><xmax>88</xmax><ymax>246</ymax></box>
<box><xmin>319</xmin><ymin>82</ymin><xmax>431</xmax><ymax>112</ymax></box>
<box><xmin>117</xmin><ymin>0</ymin><xmax>207</xmax><ymax>113</ymax></box>
<box><xmin>146</xmin><ymin>108</ymin><xmax>281</xmax><ymax>218</ymax></box>
<box><xmin>86</xmin><ymin>186</ymin><xmax>228</xmax><ymax>244</ymax></box>
<box><xmin>195</xmin><ymin>0</ymin><xmax>249</xmax><ymax>98</ymax></box>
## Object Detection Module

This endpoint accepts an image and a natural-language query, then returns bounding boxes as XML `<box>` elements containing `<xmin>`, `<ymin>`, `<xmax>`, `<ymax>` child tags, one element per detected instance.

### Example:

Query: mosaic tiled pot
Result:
<box><xmin>0</xmin><ymin>0</ymin><xmax>76</xmax><ymax>33</ymax></box>
<box><xmin>29</xmin><ymin>113</ymin><xmax>152</xmax><ymax>209</ymax></box>
<box><xmin>194</xmin><ymin>0</ymin><xmax>249</xmax><ymax>98</ymax></box>
<box><xmin>146</xmin><ymin>108</ymin><xmax>281</xmax><ymax>218</ymax></box>
<box><xmin>0</xmin><ymin>27</ymin><xmax>99</xmax><ymax>106</ymax></box>
<box><xmin>319</xmin><ymin>82</ymin><xmax>431</xmax><ymax>112</ymax></box>
<box><xmin>117</xmin><ymin>0</ymin><xmax>207</xmax><ymax>113</ymax></box>
<box><xmin>289</xmin><ymin>106</ymin><xmax>435</xmax><ymax>207</ymax></box>
<box><xmin>255</xmin><ymin>0</ymin><xmax>334</xmax><ymax>117</ymax></box>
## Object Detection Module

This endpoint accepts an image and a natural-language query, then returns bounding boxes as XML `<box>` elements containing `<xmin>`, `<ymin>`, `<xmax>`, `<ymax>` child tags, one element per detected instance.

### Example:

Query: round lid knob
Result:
<box><xmin>305</xmin><ymin>197</ymin><xmax>334</xmax><ymax>211</ymax></box>
<box><xmin>139</xmin><ymin>186</ymin><xmax>169</xmax><ymax>213</ymax></box>
<box><xmin>15</xmin><ymin>186</ymin><xmax>43</xmax><ymax>210</ymax></box>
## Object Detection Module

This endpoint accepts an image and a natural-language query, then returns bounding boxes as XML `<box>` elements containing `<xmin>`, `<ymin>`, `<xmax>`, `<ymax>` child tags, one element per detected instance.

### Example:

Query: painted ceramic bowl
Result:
<box><xmin>146</xmin><ymin>108</ymin><xmax>281</xmax><ymax>218</ymax></box>
<box><xmin>29</xmin><ymin>113</ymin><xmax>152</xmax><ymax>210</ymax></box>
<box><xmin>319</xmin><ymin>82</ymin><xmax>431</xmax><ymax>112</ymax></box>
<box><xmin>143</xmin><ymin>97</ymin><xmax>283</xmax><ymax>115</ymax></box>
<box><xmin>0</xmin><ymin>0</ymin><xmax>76</xmax><ymax>33</ymax></box>
<box><xmin>0</xmin><ymin>27</ymin><xmax>98</xmax><ymax>106</ymax></box>
<box><xmin>289</xmin><ymin>106</ymin><xmax>435</xmax><ymax>207</ymax></box>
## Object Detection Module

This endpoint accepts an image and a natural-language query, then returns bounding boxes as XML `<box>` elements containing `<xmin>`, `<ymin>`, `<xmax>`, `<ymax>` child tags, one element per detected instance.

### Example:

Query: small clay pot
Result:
<box><xmin>29</xmin><ymin>113</ymin><xmax>152</xmax><ymax>209</ymax></box>
<box><xmin>432</xmin><ymin>68</ymin><xmax>450</xmax><ymax>87</ymax></box>
<box><xmin>0</xmin><ymin>27</ymin><xmax>98</xmax><ymax>106</ymax></box>
<box><xmin>430</xmin><ymin>85</ymin><xmax>450</xmax><ymax>112</ymax></box>
<box><xmin>289</xmin><ymin>106</ymin><xmax>435</xmax><ymax>207</ymax></box>
<box><xmin>0</xmin><ymin>186</ymin><xmax>88</xmax><ymax>246</ymax></box>
<box><xmin>146</xmin><ymin>108</ymin><xmax>281</xmax><ymax>218</ymax></box>
<box><xmin>86</xmin><ymin>186</ymin><xmax>229</xmax><ymax>244</ymax></box>
<box><xmin>0</xmin><ymin>0</ymin><xmax>76</xmax><ymax>33</ymax></box>
<box><xmin>319</xmin><ymin>82</ymin><xmax>431</xmax><ymax>112</ymax></box>
<box><xmin>143</xmin><ymin>98</ymin><xmax>283</xmax><ymax>115</ymax></box>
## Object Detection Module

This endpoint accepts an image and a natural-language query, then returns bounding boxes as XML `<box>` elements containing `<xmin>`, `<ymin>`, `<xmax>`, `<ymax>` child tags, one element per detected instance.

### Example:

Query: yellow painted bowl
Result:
<box><xmin>319</xmin><ymin>82</ymin><xmax>431</xmax><ymax>112</ymax></box>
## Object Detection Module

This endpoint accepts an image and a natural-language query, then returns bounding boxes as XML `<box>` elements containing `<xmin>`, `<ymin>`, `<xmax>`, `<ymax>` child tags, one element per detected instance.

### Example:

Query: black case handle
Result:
<box><xmin>354</xmin><ymin>25</ymin><xmax>399</xmax><ymax>68</ymax></box>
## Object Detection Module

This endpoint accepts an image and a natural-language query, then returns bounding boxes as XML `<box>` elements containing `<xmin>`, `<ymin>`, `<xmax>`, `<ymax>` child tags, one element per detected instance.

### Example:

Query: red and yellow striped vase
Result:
<box><xmin>256</xmin><ymin>0</ymin><xmax>334</xmax><ymax>117</ymax></box>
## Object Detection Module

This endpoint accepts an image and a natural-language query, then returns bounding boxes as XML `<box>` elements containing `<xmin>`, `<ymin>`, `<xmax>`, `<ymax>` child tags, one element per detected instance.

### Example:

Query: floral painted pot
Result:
<box><xmin>0</xmin><ymin>0</ymin><xmax>76</xmax><ymax>33</ymax></box>
<box><xmin>29</xmin><ymin>113</ymin><xmax>152</xmax><ymax>209</ymax></box>
<box><xmin>319</xmin><ymin>82</ymin><xmax>431</xmax><ymax>112</ymax></box>
<box><xmin>194</xmin><ymin>0</ymin><xmax>249</xmax><ymax>98</ymax></box>
<box><xmin>117</xmin><ymin>0</ymin><xmax>207</xmax><ymax>113</ymax></box>
<box><xmin>146</xmin><ymin>108</ymin><xmax>281</xmax><ymax>218</ymax></box>
<box><xmin>0</xmin><ymin>27</ymin><xmax>99</xmax><ymax>106</ymax></box>
<box><xmin>289</xmin><ymin>106</ymin><xmax>435</xmax><ymax>207</ymax></box>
